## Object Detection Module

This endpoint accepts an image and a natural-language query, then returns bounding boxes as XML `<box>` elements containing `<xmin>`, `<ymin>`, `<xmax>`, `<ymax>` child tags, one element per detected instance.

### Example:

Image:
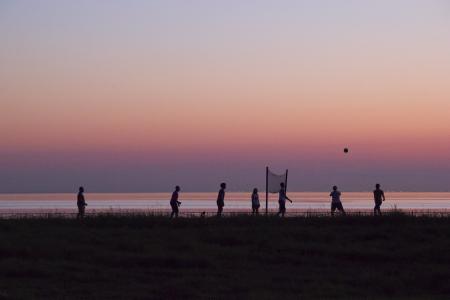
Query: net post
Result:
<box><xmin>266</xmin><ymin>166</ymin><xmax>269</xmax><ymax>215</ymax></box>
<box><xmin>285</xmin><ymin>169</ymin><xmax>288</xmax><ymax>192</ymax></box>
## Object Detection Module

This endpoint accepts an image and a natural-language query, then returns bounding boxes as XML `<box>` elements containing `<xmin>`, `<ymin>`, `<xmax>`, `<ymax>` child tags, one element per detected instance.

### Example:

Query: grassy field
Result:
<box><xmin>0</xmin><ymin>214</ymin><xmax>449</xmax><ymax>299</ymax></box>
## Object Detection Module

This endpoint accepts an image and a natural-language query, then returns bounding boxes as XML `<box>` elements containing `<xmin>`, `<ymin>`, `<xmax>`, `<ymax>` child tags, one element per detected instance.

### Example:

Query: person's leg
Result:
<box><xmin>331</xmin><ymin>203</ymin><xmax>336</xmax><ymax>216</ymax></box>
<box><xmin>338</xmin><ymin>203</ymin><xmax>346</xmax><ymax>215</ymax></box>
<box><xmin>278</xmin><ymin>203</ymin><xmax>285</xmax><ymax>217</ymax></box>
<box><xmin>170</xmin><ymin>205</ymin><xmax>175</xmax><ymax>218</ymax></box>
<box><xmin>280</xmin><ymin>203</ymin><xmax>286</xmax><ymax>217</ymax></box>
<box><xmin>376</xmin><ymin>202</ymin><xmax>382</xmax><ymax>215</ymax></box>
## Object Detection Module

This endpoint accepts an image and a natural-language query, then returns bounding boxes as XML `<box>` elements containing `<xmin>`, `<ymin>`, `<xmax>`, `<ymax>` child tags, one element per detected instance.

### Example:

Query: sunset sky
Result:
<box><xmin>1</xmin><ymin>0</ymin><xmax>450</xmax><ymax>192</ymax></box>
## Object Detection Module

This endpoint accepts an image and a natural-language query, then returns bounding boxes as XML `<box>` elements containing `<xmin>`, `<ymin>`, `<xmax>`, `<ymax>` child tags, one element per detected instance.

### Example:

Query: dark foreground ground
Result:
<box><xmin>0</xmin><ymin>214</ymin><xmax>449</xmax><ymax>299</ymax></box>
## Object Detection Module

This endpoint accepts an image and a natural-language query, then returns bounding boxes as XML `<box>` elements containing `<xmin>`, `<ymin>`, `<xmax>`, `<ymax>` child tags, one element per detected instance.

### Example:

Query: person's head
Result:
<box><xmin>253</xmin><ymin>188</ymin><xmax>258</xmax><ymax>194</ymax></box>
<box><xmin>79</xmin><ymin>186</ymin><xmax>84</xmax><ymax>193</ymax></box>
<box><xmin>333</xmin><ymin>185</ymin><xmax>337</xmax><ymax>191</ymax></box>
<box><xmin>280</xmin><ymin>182</ymin><xmax>285</xmax><ymax>188</ymax></box>
<box><xmin>375</xmin><ymin>183</ymin><xmax>380</xmax><ymax>189</ymax></box>
<box><xmin>220</xmin><ymin>182</ymin><xmax>226</xmax><ymax>189</ymax></box>
<box><xmin>175</xmin><ymin>185</ymin><xmax>180</xmax><ymax>192</ymax></box>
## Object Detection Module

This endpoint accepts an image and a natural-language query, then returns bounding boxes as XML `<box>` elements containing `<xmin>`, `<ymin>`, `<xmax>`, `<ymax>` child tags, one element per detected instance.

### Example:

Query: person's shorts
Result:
<box><xmin>331</xmin><ymin>202</ymin><xmax>344</xmax><ymax>211</ymax></box>
<box><xmin>217</xmin><ymin>201</ymin><xmax>224</xmax><ymax>208</ymax></box>
<box><xmin>374</xmin><ymin>201</ymin><xmax>382</xmax><ymax>208</ymax></box>
<box><xmin>171</xmin><ymin>204</ymin><xmax>179</xmax><ymax>213</ymax></box>
<box><xmin>252</xmin><ymin>204</ymin><xmax>260</xmax><ymax>210</ymax></box>
<box><xmin>278</xmin><ymin>201</ymin><xmax>286</xmax><ymax>211</ymax></box>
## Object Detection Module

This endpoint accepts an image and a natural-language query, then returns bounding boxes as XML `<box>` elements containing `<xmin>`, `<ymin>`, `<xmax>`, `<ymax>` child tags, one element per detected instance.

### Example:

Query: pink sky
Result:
<box><xmin>1</xmin><ymin>1</ymin><xmax>450</xmax><ymax>192</ymax></box>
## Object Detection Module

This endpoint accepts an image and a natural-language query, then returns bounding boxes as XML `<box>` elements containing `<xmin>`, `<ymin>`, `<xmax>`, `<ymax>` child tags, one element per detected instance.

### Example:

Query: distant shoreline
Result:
<box><xmin>1</xmin><ymin>209</ymin><xmax>449</xmax><ymax>219</ymax></box>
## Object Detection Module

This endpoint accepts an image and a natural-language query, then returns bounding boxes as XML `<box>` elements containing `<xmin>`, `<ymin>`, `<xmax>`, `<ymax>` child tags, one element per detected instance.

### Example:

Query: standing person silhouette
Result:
<box><xmin>217</xmin><ymin>182</ymin><xmax>226</xmax><ymax>217</ymax></box>
<box><xmin>277</xmin><ymin>182</ymin><xmax>292</xmax><ymax>217</ymax></box>
<box><xmin>170</xmin><ymin>186</ymin><xmax>182</xmax><ymax>218</ymax></box>
<box><xmin>77</xmin><ymin>187</ymin><xmax>87</xmax><ymax>218</ymax></box>
<box><xmin>330</xmin><ymin>185</ymin><xmax>345</xmax><ymax>216</ymax></box>
<box><xmin>251</xmin><ymin>188</ymin><xmax>260</xmax><ymax>214</ymax></box>
<box><xmin>373</xmin><ymin>183</ymin><xmax>385</xmax><ymax>216</ymax></box>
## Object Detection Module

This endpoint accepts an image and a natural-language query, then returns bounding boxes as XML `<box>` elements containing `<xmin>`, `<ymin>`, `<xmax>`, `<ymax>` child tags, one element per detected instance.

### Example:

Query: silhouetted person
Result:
<box><xmin>277</xmin><ymin>182</ymin><xmax>292</xmax><ymax>217</ymax></box>
<box><xmin>251</xmin><ymin>188</ymin><xmax>260</xmax><ymax>214</ymax></box>
<box><xmin>217</xmin><ymin>182</ymin><xmax>226</xmax><ymax>217</ymax></box>
<box><xmin>77</xmin><ymin>186</ymin><xmax>87</xmax><ymax>218</ymax></box>
<box><xmin>373</xmin><ymin>183</ymin><xmax>385</xmax><ymax>216</ymax></box>
<box><xmin>170</xmin><ymin>186</ymin><xmax>181</xmax><ymax>218</ymax></box>
<box><xmin>330</xmin><ymin>185</ymin><xmax>345</xmax><ymax>216</ymax></box>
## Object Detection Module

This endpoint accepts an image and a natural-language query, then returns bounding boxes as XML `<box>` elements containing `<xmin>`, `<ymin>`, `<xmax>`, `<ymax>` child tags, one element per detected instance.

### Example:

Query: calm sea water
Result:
<box><xmin>0</xmin><ymin>192</ymin><xmax>449</xmax><ymax>213</ymax></box>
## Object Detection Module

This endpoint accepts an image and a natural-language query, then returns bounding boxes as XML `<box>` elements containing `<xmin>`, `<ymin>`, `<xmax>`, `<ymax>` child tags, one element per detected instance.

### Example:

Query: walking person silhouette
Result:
<box><xmin>373</xmin><ymin>183</ymin><xmax>385</xmax><ymax>216</ymax></box>
<box><xmin>277</xmin><ymin>182</ymin><xmax>292</xmax><ymax>217</ymax></box>
<box><xmin>170</xmin><ymin>186</ymin><xmax>182</xmax><ymax>218</ymax></box>
<box><xmin>77</xmin><ymin>186</ymin><xmax>87</xmax><ymax>218</ymax></box>
<box><xmin>217</xmin><ymin>182</ymin><xmax>226</xmax><ymax>217</ymax></box>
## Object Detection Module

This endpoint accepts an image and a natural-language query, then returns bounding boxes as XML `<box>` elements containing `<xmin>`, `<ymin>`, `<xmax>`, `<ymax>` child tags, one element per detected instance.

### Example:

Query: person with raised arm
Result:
<box><xmin>277</xmin><ymin>182</ymin><xmax>292</xmax><ymax>217</ymax></box>
<box><xmin>330</xmin><ymin>185</ymin><xmax>346</xmax><ymax>216</ymax></box>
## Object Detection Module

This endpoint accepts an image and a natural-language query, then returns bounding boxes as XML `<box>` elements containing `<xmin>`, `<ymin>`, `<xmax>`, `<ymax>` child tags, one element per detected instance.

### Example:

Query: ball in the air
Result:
<box><xmin>344</xmin><ymin>148</ymin><xmax>349</xmax><ymax>153</ymax></box>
